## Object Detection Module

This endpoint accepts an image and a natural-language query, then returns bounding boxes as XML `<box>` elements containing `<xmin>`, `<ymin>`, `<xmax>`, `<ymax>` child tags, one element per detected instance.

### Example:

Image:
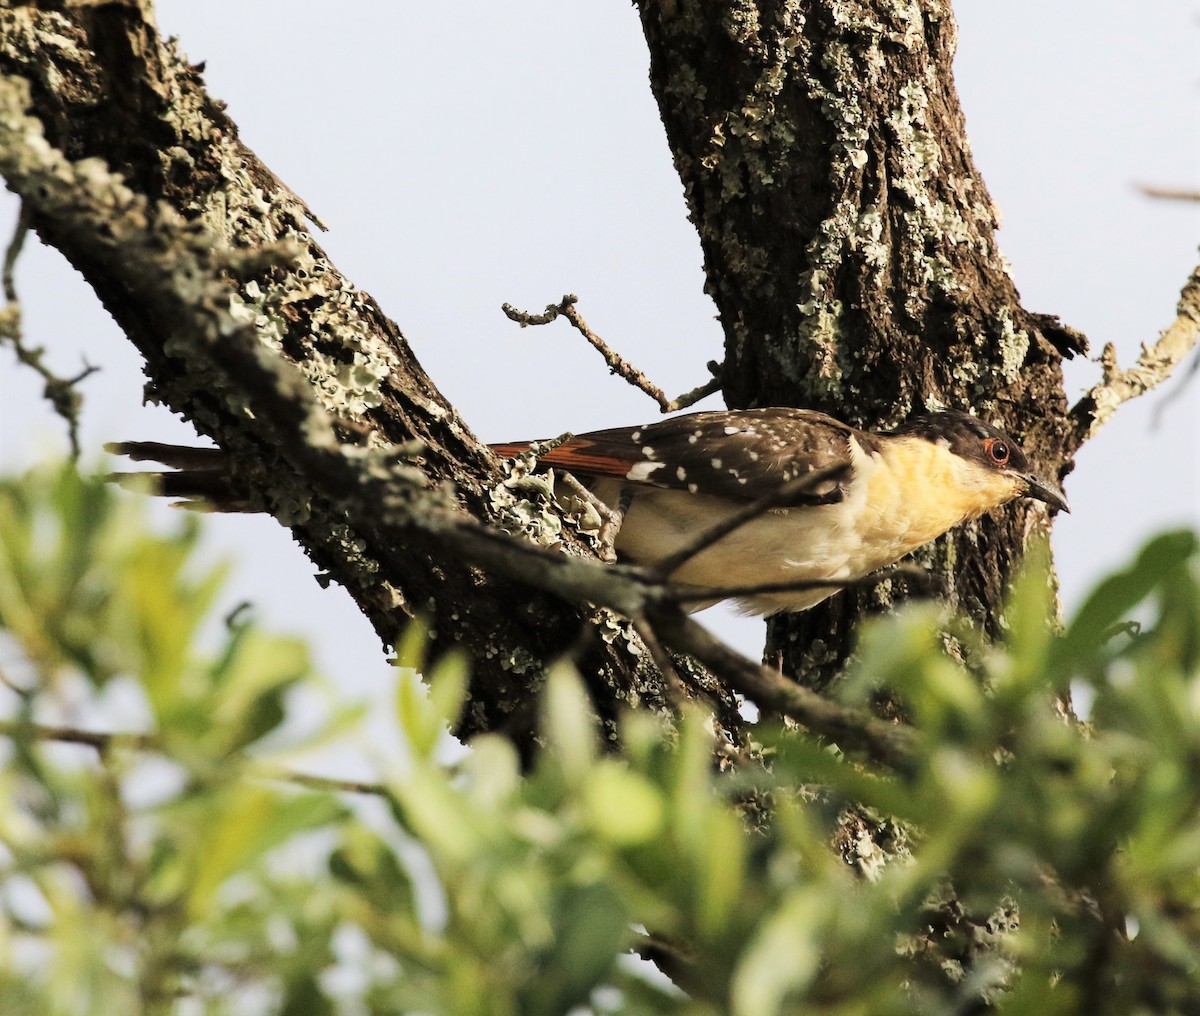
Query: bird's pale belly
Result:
<box><xmin>594</xmin><ymin>483</ymin><xmax>866</xmax><ymax>615</ymax></box>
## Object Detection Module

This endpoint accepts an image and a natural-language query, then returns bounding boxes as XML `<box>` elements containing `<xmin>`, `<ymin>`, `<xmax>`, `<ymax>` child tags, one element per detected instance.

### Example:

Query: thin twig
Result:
<box><xmin>2</xmin><ymin>201</ymin><xmax>28</xmax><ymax>303</ymax></box>
<box><xmin>665</xmin><ymin>366</ymin><xmax>723</xmax><ymax>412</ymax></box>
<box><xmin>256</xmin><ymin>768</ymin><xmax>389</xmax><ymax>798</ymax></box>
<box><xmin>0</xmin><ymin>719</ymin><xmax>390</xmax><ymax>797</ymax></box>
<box><xmin>502</xmin><ymin>294</ymin><xmax>722</xmax><ymax>413</ymax></box>
<box><xmin>1068</xmin><ymin>263</ymin><xmax>1200</xmax><ymax>449</ymax></box>
<box><xmin>0</xmin><ymin>664</ymin><xmax>31</xmax><ymax>700</ymax></box>
<box><xmin>527</xmin><ymin>431</ymin><xmax>577</xmax><ymax>457</ymax></box>
<box><xmin>650</xmin><ymin>463</ymin><xmax>851</xmax><ymax>581</ymax></box>
<box><xmin>0</xmin><ymin>719</ymin><xmax>156</xmax><ymax>753</ymax></box>
<box><xmin>660</xmin><ymin>564</ymin><xmax>937</xmax><ymax>606</ymax></box>
<box><xmin>632</xmin><ymin>615</ymin><xmax>688</xmax><ymax>708</ymax></box>
<box><xmin>1136</xmin><ymin>184</ymin><xmax>1200</xmax><ymax>203</ymax></box>
<box><xmin>1</xmin><ymin>204</ymin><xmax>97</xmax><ymax>458</ymax></box>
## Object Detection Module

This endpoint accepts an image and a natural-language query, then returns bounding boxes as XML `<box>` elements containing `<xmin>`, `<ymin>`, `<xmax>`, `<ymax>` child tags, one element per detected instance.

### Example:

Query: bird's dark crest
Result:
<box><xmin>890</xmin><ymin>411</ymin><xmax>1032</xmax><ymax>474</ymax></box>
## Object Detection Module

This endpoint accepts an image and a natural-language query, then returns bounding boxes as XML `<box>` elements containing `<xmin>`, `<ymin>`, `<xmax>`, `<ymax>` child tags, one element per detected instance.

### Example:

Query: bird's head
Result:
<box><xmin>892</xmin><ymin>411</ymin><xmax>1070</xmax><ymax>515</ymax></box>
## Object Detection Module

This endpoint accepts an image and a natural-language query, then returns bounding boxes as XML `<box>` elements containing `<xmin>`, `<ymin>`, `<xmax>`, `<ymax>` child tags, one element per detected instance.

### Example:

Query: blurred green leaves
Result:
<box><xmin>2</xmin><ymin>463</ymin><xmax>1200</xmax><ymax>1014</ymax></box>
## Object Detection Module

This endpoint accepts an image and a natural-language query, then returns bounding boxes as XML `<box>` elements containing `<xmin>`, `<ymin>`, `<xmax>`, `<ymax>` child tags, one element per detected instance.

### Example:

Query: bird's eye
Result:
<box><xmin>986</xmin><ymin>438</ymin><xmax>1010</xmax><ymax>465</ymax></box>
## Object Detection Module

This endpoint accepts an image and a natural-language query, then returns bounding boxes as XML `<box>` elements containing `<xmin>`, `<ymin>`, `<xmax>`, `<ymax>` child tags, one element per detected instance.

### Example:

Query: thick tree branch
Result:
<box><xmin>0</xmin><ymin>33</ymin><xmax>909</xmax><ymax>764</ymax></box>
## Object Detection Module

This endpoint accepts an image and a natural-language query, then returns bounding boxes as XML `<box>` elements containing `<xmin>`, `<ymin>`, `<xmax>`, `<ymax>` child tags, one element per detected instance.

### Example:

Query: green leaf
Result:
<box><xmin>428</xmin><ymin>649</ymin><xmax>468</xmax><ymax>736</ymax></box>
<box><xmin>187</xmin><ymin>787</ymin><xmax>345</xmax><ymax>918</ymax></box>
<box><xmin>543</xmin><ymin>662</ymin><xmax>597</xmax><ymax>785</ymax></box>
<box><xmin>731</xmin><ymin>890</ymin><xmax>824</xmax><ymax>1016</ymax></box>
<box><xmin>521</xmin><ymin>882</ymin><xmax>630</xmax><ymax>1015</ymax></box>
<box><xmin>583</xmin><ymin>764</ymin><xmax>664</xmax><ymax>846</ymax></box>
<box><xmin>1000</xmin><ymin>537</ymin><xmax>1058</xmax><ymax>691</ymax></box>
<box><xmin>328</xmin><ymin>827</ymin><xmax>417</xmax><ymax>917</ymax></box>
<box><xmin>395</xmin><ymin>664</ymin><xmax>441</xmax><ymax>760</ymax></box>
<box><xmin>1057</xmin><ymin>530</ymin><xmax>1197</xmax><ymax>674</ymax></box>
<box><xmin>394</xmin><ymin>615</ymin><xmax>430</xmax><ymax>674</ymax></box>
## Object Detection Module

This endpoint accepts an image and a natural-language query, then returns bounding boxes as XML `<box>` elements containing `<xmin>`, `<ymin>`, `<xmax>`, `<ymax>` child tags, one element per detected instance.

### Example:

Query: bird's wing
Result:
<box><xmin>490</xmin><ymin>408</ymin><xmax>862</xmax><ymax>503</ymax></box>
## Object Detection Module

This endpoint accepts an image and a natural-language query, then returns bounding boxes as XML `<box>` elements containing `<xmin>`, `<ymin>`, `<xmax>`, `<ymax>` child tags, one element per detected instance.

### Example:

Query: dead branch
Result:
<box><xmin>1136</xmin><ymin>184</ymin><xmax>1200</xmax><ymax>203</ymax></box>
<box><xmin>0</xmin><ymin>12</ymin><xmax>679</xmax><ymax>748</ymax></box>
<box><xmin>1068</xmin><ymin>263</ymin><xmax>1200</xmax><ymax>448</ymax></box>
<box><xmin>503</xmin><ymin>294</ymin><xmax>722</xmax><ymax>412</ymax></box>
<box><xmin>0</xmin><ymin>204</ymin><xmax>95</xmax><ymax>457</ymax></box>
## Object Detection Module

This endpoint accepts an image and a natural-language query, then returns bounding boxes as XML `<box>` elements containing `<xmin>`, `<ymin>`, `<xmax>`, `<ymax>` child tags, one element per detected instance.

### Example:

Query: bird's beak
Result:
<box><xmin>1021</xmin><ymin>473</ymin><xmax>1070</xmax><ymax>514</ymax></box>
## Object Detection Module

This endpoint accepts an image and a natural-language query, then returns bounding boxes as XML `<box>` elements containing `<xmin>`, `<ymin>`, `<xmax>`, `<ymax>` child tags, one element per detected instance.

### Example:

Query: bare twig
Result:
<box><xmin>255</xmin><ymin>768</ymin><xmax>389</xmax><ymax>798</ymax></box>
<box><xmin>502</xmin><ymin>294</ymin><xmax>722</xmax><ymax>412</ymax></box>
<box><xmin>0</xmin><ymin>719</ymin><xmax>390</xmax><ymax>797</ymax></box>
<box><xmin>632</xmin><ymin>615</ymin><xmax>689</xmax><ymax>708</ymax></box>
<box><xmin>1136</xmin><ymin>184</ymin><xmax>1200</xmax><ymax>203</ymax></box>
<box><xmin>2</xmin><ymin>201</ymin><xmax>26</xmax><ymax>303</ymax></box>
<box><xmin>661</xmin><ymin>564</ymin><xmax>938</xmax><ymax>606</ymax></box>
<box><xmin>0</xmin><ymin>664</ymin><xmax>31</xmax><ymax>700</ymax></box>
<box><xmin>1069</xmin><ymin>263</ymin><xmax>1200</xmax><ymax>449</ymax></box>
<box><xmin>527</xmin><ymin>432</ymin><xmax>577</xmax><ymax>457</ymax></box>
<box><xmin>666</xmin><ymin>365</ymin><xmax>724</xmax><ymax>412</ymax></box>
<box><xmin>650</xmin><ymin>463</ymin><xmax>851</xmax><ymax>581</ymax></box>
<box><xmin>0</xmin><ymin>719</ymin><xmax>156</xmax><ymax>753</ymax></box>
<box><xmin>1</xmin><ymin>203</ymin><xmax>98</xmax><ymax>458</ymax></box>
<box><xmin>601</xmin><ymin>488</ymin><xmax>635</xmax><ymax>563</ymax></box>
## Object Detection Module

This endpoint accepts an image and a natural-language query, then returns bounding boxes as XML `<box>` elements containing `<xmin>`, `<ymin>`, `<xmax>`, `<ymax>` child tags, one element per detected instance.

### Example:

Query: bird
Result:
<box><xmin>490</xmin><ymin>408</ymin><xmax>1069</xmax><ymax>615</ymax></box>
<box><xmin>110</xmin><ymin>408</ymin><xmax>1068</xmax><ymax>617</ymax></box>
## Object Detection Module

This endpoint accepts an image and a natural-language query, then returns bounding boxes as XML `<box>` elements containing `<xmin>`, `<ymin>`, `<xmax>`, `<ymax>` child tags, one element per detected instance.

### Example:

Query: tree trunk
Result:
<box><xmin>636</xmin><ymin>0</ymin><xmax>1085</xmax><ymax>686</ymax></box>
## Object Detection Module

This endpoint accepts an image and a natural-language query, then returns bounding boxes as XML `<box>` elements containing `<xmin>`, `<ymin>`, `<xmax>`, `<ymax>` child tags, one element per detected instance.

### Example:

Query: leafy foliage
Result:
<box><xmin>1</xmin><ymin>464</ymin><xmax>1198</xmax><ymax>1014</ymax></box>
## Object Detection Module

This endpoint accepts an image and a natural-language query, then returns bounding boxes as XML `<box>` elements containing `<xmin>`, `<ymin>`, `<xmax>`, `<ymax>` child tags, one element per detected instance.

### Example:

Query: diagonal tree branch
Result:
<box><xmin>0</xmin><ymin>5</ymin><xmax>699</xmax><ymax>751</ymax></box>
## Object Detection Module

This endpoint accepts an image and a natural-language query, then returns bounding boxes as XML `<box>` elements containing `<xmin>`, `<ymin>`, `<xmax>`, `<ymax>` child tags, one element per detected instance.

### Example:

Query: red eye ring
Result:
<box><xmin>985</xmin><ymin>438</ymin><xmax>1010</xmax><ymax>465</ymax></box>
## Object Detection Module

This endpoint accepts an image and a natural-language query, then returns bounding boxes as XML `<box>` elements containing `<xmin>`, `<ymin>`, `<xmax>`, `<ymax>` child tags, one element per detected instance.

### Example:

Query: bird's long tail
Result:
<box><xmin>105</xmin><ymin>441</ymin><xmax>250</xmax><ymax>511</ymax></box>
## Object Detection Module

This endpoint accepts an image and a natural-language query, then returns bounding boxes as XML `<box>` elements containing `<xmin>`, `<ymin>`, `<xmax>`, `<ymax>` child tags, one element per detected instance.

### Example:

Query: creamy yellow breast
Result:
<box><xmin>854</xmin><ymin>435</ymin><xmax>1024</xmax><ymax>570</ymax></box>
